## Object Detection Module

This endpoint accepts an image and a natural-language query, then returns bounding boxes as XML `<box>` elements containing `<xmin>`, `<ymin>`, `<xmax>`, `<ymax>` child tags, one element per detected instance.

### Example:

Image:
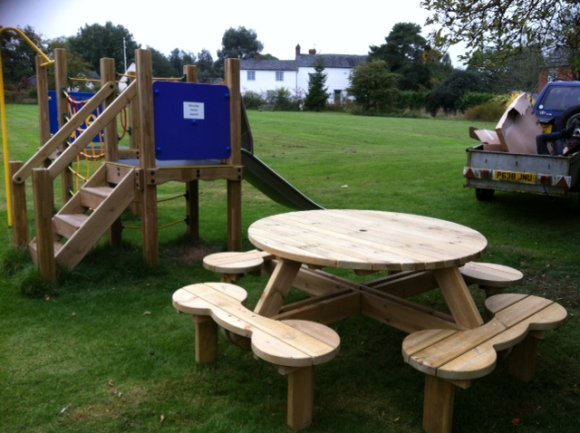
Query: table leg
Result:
<box><xmin>434</xmin><ymin>267</ymin><xmax>484</xmax><ymax>329</ymax></box>
<box><xmin>254</xmin><ymin>259</ymin><xmax>302</xmax><ymax>317</ymax></box>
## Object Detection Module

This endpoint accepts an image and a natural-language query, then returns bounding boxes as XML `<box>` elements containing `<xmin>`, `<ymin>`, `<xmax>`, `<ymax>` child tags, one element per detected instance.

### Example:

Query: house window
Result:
<box><xmin>275</xmin><ymin>71</ymin><xmax>284</xmax><ymax>81</ymax></box>
<box><xmin>247</xmin><ymin>70</ymin><xmax>255</xmax><ymax>81</ymax></box>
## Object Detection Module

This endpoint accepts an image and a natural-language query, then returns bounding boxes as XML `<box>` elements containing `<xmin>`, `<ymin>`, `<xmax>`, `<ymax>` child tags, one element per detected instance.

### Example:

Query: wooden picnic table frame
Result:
<box><xmin>248</xmin><ymin>209</ymin><xmax>488</xmax><ymax>332</ymax></box>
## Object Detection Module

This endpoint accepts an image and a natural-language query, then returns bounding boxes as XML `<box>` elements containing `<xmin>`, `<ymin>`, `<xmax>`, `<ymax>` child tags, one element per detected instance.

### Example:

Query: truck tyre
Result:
<box><xmin>557</xmin><ymin>104</ymin><xmax>580</xmax><ymax>154</ymax></box>
<box><xmin>475</xmin><ymin>188</ymin><xmax>495</xmax><ymax>201</ymax></box>
<box><xmin>558</xmin><ymin>104</ymin><xmax>580</xmax><ymax>130</ymax></box>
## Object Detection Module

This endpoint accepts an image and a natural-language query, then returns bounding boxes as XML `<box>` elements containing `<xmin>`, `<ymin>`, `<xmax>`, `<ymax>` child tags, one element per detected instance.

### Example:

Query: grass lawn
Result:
<box><xmin>0</xmin><ymin>105</ymin><xmax>578</xmax><ymax>433</ymax></box>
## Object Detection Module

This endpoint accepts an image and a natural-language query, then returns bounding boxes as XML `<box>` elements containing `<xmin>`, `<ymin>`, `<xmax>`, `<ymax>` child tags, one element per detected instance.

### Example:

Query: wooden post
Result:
<box><xmin>54</xmin><ymin>48</ymin><xmax>73</xmax><ymax>201</ymax></box>
<box><xmin>183</xmin><ymin>65</ymin><xmax>200</xmax><ymax>243</ymax></box>
<box><xmin>10</xmin><ymin>161</ymin><xmax>28</xmax><ymax>248</ymax></box>
<box><xmin>287</xmin><ymin>366</ymin><xmax>315</xmax><ymax>431</ymax></box>
<box><xmin>224</xmin><ymin>59</ymin><xmax>242</xmax><ymax>251</ymax></box>
<box><xmin>32</xmin><ymin>168</ymin><xmax>57</xmax><ymax>283</ymax></box>
<box><xmin>194</xmin><ymin>316</ymin><xmax>218</xmax><ymax>364</ymax></box>
<box><xmin>36</xmin><ymin>56</ymin><xmax>51</xmax><ymax>145</ymax></box>
<box><xmin>422</xmin><ymin>376</ymin><xmax>455</xmax><ymax>433</ymax></box>
<box><xmin>101</xmin><ymin>57</ymin><xmax>118</xmax><ymax>162</ymax></box>
<box><xmin>508</xmin><ymin>333</ymin><xmax>540</xmax><ymax>382</ymax></box>
<box><xmin>136</xmin><ymin>49</ymin><xmax>158</xmax><ymax>266</ymax></box>
<box><xmin>101</xmin><ymin>57</ymin><xmax>123</xmax><ymax>247</ymax></box>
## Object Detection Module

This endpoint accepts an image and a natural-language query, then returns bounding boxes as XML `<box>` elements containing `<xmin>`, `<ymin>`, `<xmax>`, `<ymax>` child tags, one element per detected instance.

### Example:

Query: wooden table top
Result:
<box><xmin>248</xmin><ymin>210</ymin><xmax>487</xmax><ymax>272</ymax></box>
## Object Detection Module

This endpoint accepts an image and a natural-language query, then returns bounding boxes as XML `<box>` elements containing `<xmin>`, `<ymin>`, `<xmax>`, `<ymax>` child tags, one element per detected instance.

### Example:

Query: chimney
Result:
<box><xmin>295</xmin><ymin>44</ymin><xmax>301</xmax><ymax>57</ymax></box>
<box><xmin>308</xmin><ymin>48</ymin><xmax>316</xmax><ymax>55</ymax></box>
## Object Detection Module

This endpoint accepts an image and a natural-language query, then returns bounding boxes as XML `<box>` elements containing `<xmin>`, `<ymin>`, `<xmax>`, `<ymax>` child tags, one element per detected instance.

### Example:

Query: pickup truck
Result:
<box><xmin>464</xmin><ymin>80</ymin><xmax>580</xmax><ymax>201</ymax></box>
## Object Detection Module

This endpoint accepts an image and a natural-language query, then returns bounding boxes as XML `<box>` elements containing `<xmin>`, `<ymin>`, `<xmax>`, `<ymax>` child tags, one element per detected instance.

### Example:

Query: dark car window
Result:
<box><xmin>540</xmin><ymin>86</ymin><xmax>580</xmax><ymax>111</ymax></box>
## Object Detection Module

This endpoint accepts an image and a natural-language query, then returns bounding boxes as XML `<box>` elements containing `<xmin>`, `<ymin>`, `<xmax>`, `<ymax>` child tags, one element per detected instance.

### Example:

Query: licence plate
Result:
<box><xmin>493</xmin><ymin>170</ymin><xmax>537</xmax><ymax>184</ymax></box>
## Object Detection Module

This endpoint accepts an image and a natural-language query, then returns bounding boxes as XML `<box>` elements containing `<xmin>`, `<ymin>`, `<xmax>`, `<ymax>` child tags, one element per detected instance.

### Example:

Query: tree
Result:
<box><xmin>196</xmin><ymin>49</ymin><xmax>215</xmax><ymax>83</ymax></box>
<box><xmin>304</xmin><ymin>59</ymin><xmax>330</xmax><ymax>111</ymax></box>
<box><xmin>147</xmin><ymin>47</ymin><xmax>175</xmax><ymax>77</ymax></box>
<box><xmin>215</xmin><ymin>26</ymin><xmax>263</xmax><ymax>76</ymax></box>
<box><xmin>421</xmin><ymin>0</ymin><xmax>580</xmax><ymax>78</ymax></box>
<box><xmin>427</xmin><ymin>70</ymin><xmax>490</xmax><ymax>115</ymax></box>
<box><xmin>68</xmin><ymin>22</ymin><xmax>140</xmax><ymax>73</ymax></box>
<box><xmin>348</xmin><ymin>61</ymin><xmax>400</xmax><ymax>113</ymax></box>
<box><xmin>169</xmin><ymin>48</ymin><xmax>196</xmax><ymax>76</ymax></box>
<box><xmin>369</xmin><ymin>23</ymin><xmax>432</xmax><ymax>90</ymax></box>
<box><xmin>0</xmin><ymin>26</ymin><xmax>45</xmax><ymax>88</ymax></box>
<box><xmin>466</xmin><ymin>47</ymin><xmax>545</xmax><ymax>93</ymax></box>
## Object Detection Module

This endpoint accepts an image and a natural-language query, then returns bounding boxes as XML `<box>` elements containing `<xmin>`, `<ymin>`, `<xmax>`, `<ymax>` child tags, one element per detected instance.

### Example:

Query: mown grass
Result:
<box><xmin>0</xmin><ymin>105</ymin><xmax>578</xmax><ymax>433</ymax></box>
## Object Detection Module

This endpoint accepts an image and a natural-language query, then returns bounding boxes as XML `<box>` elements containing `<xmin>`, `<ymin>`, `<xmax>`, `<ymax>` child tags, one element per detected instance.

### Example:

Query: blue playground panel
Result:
<box><xmin>48</xmin><ymin>90</ymin><xmax>102</xmax><ymax>143</ymax></box>
<box><xmin>153</xmin><ymin>82</ymin><xmax>231</xmax><ymax>161</ymax></box>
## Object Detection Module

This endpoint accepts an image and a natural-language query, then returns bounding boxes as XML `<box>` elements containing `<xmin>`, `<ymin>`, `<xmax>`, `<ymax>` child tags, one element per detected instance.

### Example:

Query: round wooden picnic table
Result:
<box><xmin>249</xmin><ymin>209</ymin><xmax>488</xmax><ymax>329</ymax></box>
<box><xmin>248</xmin><ymin>209</ymin><xmax>487</xmax><ymax>272</ymax></box>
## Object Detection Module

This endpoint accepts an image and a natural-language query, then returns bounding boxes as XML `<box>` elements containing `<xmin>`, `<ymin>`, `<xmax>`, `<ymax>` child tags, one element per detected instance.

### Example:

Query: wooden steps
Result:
<box><xmin>29</xmin><ymin>163</ymin><xmax>136</xmax><ymax>270</ymax></box>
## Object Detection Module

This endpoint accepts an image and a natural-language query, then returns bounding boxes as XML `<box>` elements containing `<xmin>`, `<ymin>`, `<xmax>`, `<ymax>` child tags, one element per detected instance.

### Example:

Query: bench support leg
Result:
<box><xmin>508</xmin><ymin>334</ymin><xmax>539</xmax><ymax>382</ymax></box>
<box><xmin>423</xmin><ymin>376</ymin><xmax>455</xmax><ymax>433</ymax></box>
<box><xmin>287</xmin><ymin>366</ymin><xmax>315</xmax><ymax>431</ymax></box>
<box><xmin>194</xmin><ymin>316</ymin><xmax>218</xmax><ymax>364</ymax></box>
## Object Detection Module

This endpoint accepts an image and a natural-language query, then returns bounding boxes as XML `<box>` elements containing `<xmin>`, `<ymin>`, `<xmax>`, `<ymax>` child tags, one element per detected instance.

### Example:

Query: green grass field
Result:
<box><xmin>1</xmin><ymin>105</ymin><xmax>578</xmax><ymax>433</ymax></box>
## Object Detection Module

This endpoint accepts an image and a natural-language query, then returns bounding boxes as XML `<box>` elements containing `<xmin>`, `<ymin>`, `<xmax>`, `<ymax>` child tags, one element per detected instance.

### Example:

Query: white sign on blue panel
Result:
<box><xmin>153</xmin><ymin>81</ymin><xmax>231</xmax><ymax>161</ymax></box>
<box><xmin>183</xmin><ymin>101</ymin><xmax>205</xmax><ymax>120</ymax></box>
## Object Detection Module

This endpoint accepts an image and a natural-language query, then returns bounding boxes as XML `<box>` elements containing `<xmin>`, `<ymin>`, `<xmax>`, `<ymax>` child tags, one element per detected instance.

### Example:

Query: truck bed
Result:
<box><xmin>464</xmin><ymin>145</ymin><xmax>580</xmax><ymax>196</ymax></box>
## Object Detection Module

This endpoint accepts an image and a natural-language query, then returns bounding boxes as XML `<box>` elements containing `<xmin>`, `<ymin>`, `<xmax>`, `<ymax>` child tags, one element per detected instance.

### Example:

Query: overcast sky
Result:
<box><xmin>1</xmin><ymin>0</ymin><xmax>463</xmax><ymax>63</ymax></box>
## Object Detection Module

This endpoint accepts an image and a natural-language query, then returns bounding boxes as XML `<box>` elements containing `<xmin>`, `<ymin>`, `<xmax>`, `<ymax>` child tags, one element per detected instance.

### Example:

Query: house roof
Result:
<box><xmin>241</xmin><ymin>53</ymin><xmax>367</xmax><ymax>71</ymax></box>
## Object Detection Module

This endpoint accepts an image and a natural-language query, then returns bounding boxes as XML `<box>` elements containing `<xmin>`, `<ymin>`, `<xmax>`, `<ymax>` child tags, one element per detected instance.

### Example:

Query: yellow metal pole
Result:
<box><xmin>0</xmin><ymin>26</ymin><xmax>54</xmax><ymax>227</ymax></box>
<box><xmin>0</xmin><ymin>50</ymin><xmax>13</xmax><ymax>226</ymax></box>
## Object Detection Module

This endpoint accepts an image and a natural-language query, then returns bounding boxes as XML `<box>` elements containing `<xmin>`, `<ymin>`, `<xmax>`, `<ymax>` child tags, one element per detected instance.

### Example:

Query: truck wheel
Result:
<box><xmin>558</xmin><ymin>105</ymin><xmax>580</xmax><ymax>153</ymax></box>
<box><xmin>475</xmin><ymin>188</ymin><xmax>495</xmax><ymax>201</ymax></box>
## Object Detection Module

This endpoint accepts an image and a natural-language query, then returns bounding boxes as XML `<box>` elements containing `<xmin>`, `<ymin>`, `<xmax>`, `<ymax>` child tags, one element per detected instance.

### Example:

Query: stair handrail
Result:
<box><xmin>12</xmin><ymin>81</ymin><xmax>117</xmax><ymax>184</ymax></box>
<box><xmin>47</xmin><ymin>81</ymin><xmax>137</xmax><ymax>180</ymax></box>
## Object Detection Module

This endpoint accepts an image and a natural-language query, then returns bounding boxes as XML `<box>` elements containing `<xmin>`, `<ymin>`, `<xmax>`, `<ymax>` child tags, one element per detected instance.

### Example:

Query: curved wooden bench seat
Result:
<box><xmin>459</xmin><ymin>262</ymin><xmax>523</xmax><ymax>296</ymax></box>
<box><xmin>173</xmin><ymin>282</ymin><xmax>340</xmax><ymax>431</ymax></box>
<box><xmin>402</xmin><ymin>293</ymin><xmax>567</xmax><ymax>433</ymax></box>
<box><xmin>202</xmin><ymin>250</ymin><xmax>273</xmax><ymax>282</ymax></box>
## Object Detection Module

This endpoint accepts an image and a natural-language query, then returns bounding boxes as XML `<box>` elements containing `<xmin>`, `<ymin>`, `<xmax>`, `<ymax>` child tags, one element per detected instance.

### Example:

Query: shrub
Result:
<box><xmin>464</xmin><ymin>99</ymin><xmax>506</xmax><ymax>121</ymax></box>
<box><xmin>242</xmin><ymin>91</ymin><xmax>264</xmax><ymax>110</ymax></box>
<box><xmin>457</xmin><ymin>92</ymin><xmax>497</xmax><ymax>111</ymax></box>
<box><xmin>265</xmin><ymin>88</ymin><xmax>301</xmax><ymax>111</ymax></box>
<box><xmin>397</xmin><ymin>90</ymin><xmax>430</xmax><ymax>111</ymax></box>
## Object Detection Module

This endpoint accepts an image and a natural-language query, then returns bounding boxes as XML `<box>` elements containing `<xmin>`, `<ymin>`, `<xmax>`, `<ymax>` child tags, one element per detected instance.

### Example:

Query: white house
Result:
<box><xmin>240</xmin><ymin>45</ymin><xmax>367</xmax><ymax>104</ymax></box>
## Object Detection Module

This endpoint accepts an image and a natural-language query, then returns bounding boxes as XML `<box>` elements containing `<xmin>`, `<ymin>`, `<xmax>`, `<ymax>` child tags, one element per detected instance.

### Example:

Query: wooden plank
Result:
<box><xmin>423</xmin><ymin>376</ymin><xmax>455</xmax><ymax>433</ymax></box>
<box><xmin>80</xmin><ymin>186</ymin><xmax>115</xmax><ymax>209</ymax></box>
<box><xmin>460</xmin><ymin>262</ymin><xmax>523</xmax><ymax>287</ymax></box>
<box><xmin>254</xmin><ymin>259</ymin><xmax>302</xmax><ymax>317</ymax></box>
<box><xmin>227</xmin><ymin>179</ymin><xmax>242</xmax><ymax>251</ymax></box>
<box><xmin>101</xmin><ymin>57</ymin><xmax>118</xmax><ymax>162</ymax></box>
<box><xmin>225</xmin><ymin>59</ymin><xmax>241</xmax><ymax>166</ymax></box>
<box><xmin>32</xmin><ymin>169</ymin><xmax>56</xmax><ymax>282</ymax></box>
<box><xmin>56</xmin><ymin>168</ymin><xmax>136</xmax><ymax>269</ymax></box>
<box><xmin>47</xmin><ymin>82</ymin><xmax>136</xmax><ymax>179</ymax></box>
<box><xmin>361</xmin><ymin>291</ymin><xmax>458</xmax><ymax>334</ymax></box>
<box><xmin>194</xmin><ymin>316</ymin><xmax>218</xmax><ymax>364</ymax></box>
<box><xmin>150</xmin><ymin>165</ymin><xmax>243</xmax><ymax>184</ymax></box>
<box><xmin>366</xmin><ymin>270</ymin><xmax>438</xmax><ymax>298</ymax></box>
<box><xmin>184</xmin><ymin>65</ymin><xmax>200</xmax><ymax>243</ymax></box>
<box><xmin>275</xmin><ymin>290</ymin><xmax>361</xmax><ymax>324</ymax></box>
<box><xmin>248</xmin><ymin>210</ymin><xmax>487</xmax><ymax>272</ymax></box>
<box><xmin>175</xmin><ymin>283</ymin><xmax>339</xmax><ymax>367</ymax></box>
<box><xmin>434</xmin><ymin>267</ymin><xmax>484</xmax><ymax>329</ymax></box>
<box><xmin>287</xmin><ymin>366</ymin><xmax>314</xmax><ymax>431</ymax></box>
<box><xmin>10</xmin><ymin>161</ymin><xmax>28</xmax><ymax>248</ymax></box>
<box><xmin>136</xmin><ymin>49</ymin><xmax>158</xmax><ymax>267</ymax></box>
<box><xmin>53</xmin><ymin>213</ymin><xmax>88</xmax><ymax>238</ymax></box>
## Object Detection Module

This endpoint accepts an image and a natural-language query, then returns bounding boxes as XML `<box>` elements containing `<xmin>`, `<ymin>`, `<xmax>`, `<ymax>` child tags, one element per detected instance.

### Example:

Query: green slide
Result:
<box><xmin>241</xmin><ymin>105</ymin><xmax>321</xmax><ymax>210</ymax></box>
<box><xmin>241</xmin><ymin>149</ymin><xmax>322</xmax><ymax>210</ymax></box>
